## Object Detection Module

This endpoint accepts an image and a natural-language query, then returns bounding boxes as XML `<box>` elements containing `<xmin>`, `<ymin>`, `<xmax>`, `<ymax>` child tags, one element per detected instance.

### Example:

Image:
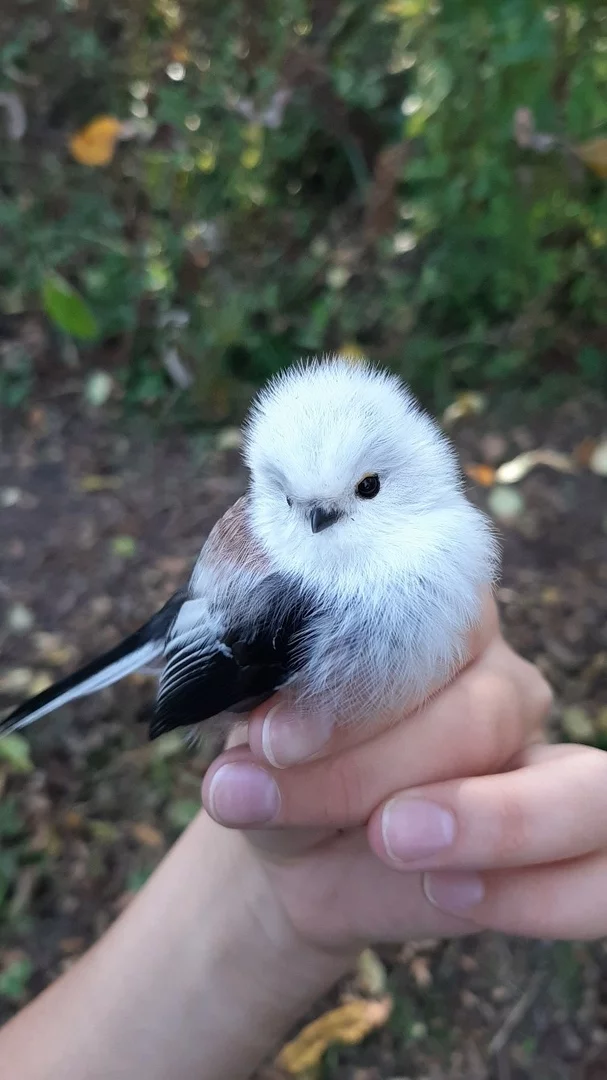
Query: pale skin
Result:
<box><xmin>1</xmin><ymin>595</ymin><xmax>606</xmax><ymax>1080</ymax></box>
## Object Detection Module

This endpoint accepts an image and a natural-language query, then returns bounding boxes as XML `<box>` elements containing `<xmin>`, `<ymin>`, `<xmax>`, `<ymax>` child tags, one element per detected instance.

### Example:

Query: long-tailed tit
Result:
<box><xmin>0</xmin><ymin>358</ymin><xmax>497</xmax><ymax>741</ymax></box>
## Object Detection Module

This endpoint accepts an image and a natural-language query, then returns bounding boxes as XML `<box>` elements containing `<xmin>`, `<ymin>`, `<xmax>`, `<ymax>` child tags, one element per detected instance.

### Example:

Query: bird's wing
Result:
<box><xmin>150</xmin><ymin>498</ymin><xmax>313</xmax><ymax>739</ymax></box>
<box><xmin>150</xmin><ymin>573</ymin><xmax>312</xmax><ymax>739</ymax></box>
<box><xmin>0</xmin><ymin>591</ymin><xmax>186</xmax><ymax>737</ymax></box>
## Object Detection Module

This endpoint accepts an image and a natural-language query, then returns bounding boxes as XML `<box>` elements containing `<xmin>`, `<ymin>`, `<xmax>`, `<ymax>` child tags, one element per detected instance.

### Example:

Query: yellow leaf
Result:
<box><xmin>69</xmin><ymin>116</ymin><xmax>122</xmax><ymax>167</ymax></box>
<box><xmin>79</xmin><ymin>474</ymin><xmax>123</xmax><ymax>493</ymax></box>
<box><xmin>574</xmin><ymin>138</ymin><xmax>607</xmax><ymax>179</ymax></box>
<box><xmin>130</xmin><ymin>822</ymin><xmax>165</xmax><ymax>848</ymax></box>
<box><xmin>354</xmin><ymin>948</ymin><xmax>387</xmax><ymax>996</ymax></box>
<box><xmin>494</xmin><ymin>449</ymin><xmax>574</xmax><ymax>484</ymax></box>
<box><xmin>465</xmin><ymin>463</ymin><xmax>496</xmax><ymax>487</ymax></box>
<box><xmin>276</xmin><ymin>996</ymin><xmax>392</xmax><ymax>1074</ymax></box>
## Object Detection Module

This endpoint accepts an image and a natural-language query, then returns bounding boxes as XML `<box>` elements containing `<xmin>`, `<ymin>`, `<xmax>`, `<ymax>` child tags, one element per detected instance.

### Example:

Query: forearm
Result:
<box><xmin>0</xmin><ymin>813</ymin><xmax>349</xmax><ymax>1080</ymax></box>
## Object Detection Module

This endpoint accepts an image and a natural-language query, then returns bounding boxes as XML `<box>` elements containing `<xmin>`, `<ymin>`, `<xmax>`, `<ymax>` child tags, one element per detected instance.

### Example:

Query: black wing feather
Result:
<box><xmin>0</xmin><ymin>590</ymin><xmax>186</xmax><ymax>736</ymax></box>
<box><xmin>149</xmin><ymin>581</ymin><xmax>313</xmax><ymax>740</ymax></box>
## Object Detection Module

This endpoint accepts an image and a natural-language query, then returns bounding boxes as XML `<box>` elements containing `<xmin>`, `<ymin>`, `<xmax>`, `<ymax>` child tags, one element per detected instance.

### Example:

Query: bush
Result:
<box><xmin>1</xmin><ymin>0</ymin><xmax>606</xmax><ymax>418</ymax></box>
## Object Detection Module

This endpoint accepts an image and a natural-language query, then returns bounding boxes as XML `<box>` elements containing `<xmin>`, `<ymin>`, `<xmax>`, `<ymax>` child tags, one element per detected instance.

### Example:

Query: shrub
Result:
<box><xmin>1</xmin><ymin>0</ymin><xmax>606</xmax><ymax>418</ymax></box>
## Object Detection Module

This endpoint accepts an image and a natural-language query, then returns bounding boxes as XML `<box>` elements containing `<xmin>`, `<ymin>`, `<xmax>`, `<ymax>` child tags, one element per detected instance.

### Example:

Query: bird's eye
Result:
<box><xmin>356</xmin><ymin>474</ymin><xmax>380</xmax><ymax>499</ymax></box>
<box><xmin>286</xmin><ymin>496</ymin><xmax>293</xmax><ymax>507</ymax></box>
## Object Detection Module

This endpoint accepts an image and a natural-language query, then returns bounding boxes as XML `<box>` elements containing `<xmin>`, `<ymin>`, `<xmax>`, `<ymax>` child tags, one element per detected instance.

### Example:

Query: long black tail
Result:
<box><xmin>0</xmin><ymin>591</ymin><xmax>186</xmax><ymax>737</ymax></box>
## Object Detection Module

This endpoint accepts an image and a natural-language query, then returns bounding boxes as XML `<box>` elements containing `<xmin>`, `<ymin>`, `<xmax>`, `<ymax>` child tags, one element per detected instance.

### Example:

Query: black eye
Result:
<box><xmin>356</xmin><ymin>474</ymin><xmax>380</xmax><ymax>499</ymax></box>
<box><xmin>286</xmin><ymin>496</ymin><xmax>293</xmax><ymax>507</ymax></box>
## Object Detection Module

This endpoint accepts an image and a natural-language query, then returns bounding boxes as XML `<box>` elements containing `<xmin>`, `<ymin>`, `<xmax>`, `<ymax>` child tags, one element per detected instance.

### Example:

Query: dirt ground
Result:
<box><xmin>1</xmin><ymin>385</ymin><xmax>607</xmax><ymax>1079</ymax></box>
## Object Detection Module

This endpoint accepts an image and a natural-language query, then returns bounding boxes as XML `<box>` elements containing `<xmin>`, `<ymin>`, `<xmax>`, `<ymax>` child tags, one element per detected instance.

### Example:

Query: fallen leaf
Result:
<box><xmin>589</xmin><ymin>439</ymin><xmax>607</xmax><ymax>476</ymax></box>
<box><xmin>0</xmin><ymin>487</ymin><xmax>23</xmax><ymax>508</ymax></box>
<box><xmin>0</xmin><ymin>668</ymin><xmax>35</xmax><ymax>694</ymax></box>
<box><xmin>495</xmin><ymin>449</ymin><xmax>575</xmax><ymax>484</ymax></box>
<box><xmin>465</xmin><ymin>464</ymin><xmax>496</xmax><ymax>487</ymax></box>
<box><xmin>216</xmin><ymin>427</ymin><xmax>242</xmax><ymax>452</ymax></box>
<box><xmin>541</xmin><ymin>586</ymin><xmax>561</xmax><ymax>605</ymax></box>
<box><xmin>130</xmin><ymin>822</ymin><xmax>164</xmax><ymax>848</ymax></box>
<box><xmin>28</xmin><ymin>671</ymin><xmax>53</xmax><ymax>696</ymax></box>
<box><xmin>62</xmin><ymin>809</ymin><xmax>84</xmax><ymax>830</ymax></box>
<box><xmin>410</xmin><ymin>954</ymin><xmax>432</xmax><ymax>989</ymax></box>
<box><xmin>85</xmin><ymin>371</ymin><xmax>114</xmax><ymax>407</ymax></box>
<box><xmin>574</xmin><ymin>137</ymin><xmax>607</xmax><ymax>179</ymax></box>
<box><xmin>354</xmin><ymin>948</ymin><xmax>388</xmax><ymax>996</ymax></box>
<box><xmin>561</xmin><ymin>706</ymin><xmax>594</xmax><ymax>742</ymax></box>
<box><xmin>0</xmin><ymin>735</ymin><xmax>33</xmax><ymax>774</ymax></box>
<box><xmin>79</xmin><ymin>474</ymin><xmax>122</xmax><ymax>493</ymax></box>
<box><xmin>442</xmin><ymin>392</ymin><xmax>486</xmax><ymax>427</ymax></box>
<box><xmin>7</xmin><ymin>602</ymin><xmax>34</xmax><ymax>634</ymax></box>
<box><xmin>276</xmin><ymin>997</ymin><xmax>393</xmax><ymax>1074</ymax></box>
<box><xmin>487</xmin><ymin>486</ymin><xmax>524</xmax><ymax>522</ymax></box>
<box><xmin>33</xmin><ymin>632</ymin><xmax>78</xmax><ymax>667</ymax></box>
<box><xmin>69</xmin><ymin>116</ymin><xmax>122</xmax><ymax>166</ymax></box>
<box><xmin>111</xmin><ymin>535</ymin><xmax>137</xmax><ymax>558</ymax></box>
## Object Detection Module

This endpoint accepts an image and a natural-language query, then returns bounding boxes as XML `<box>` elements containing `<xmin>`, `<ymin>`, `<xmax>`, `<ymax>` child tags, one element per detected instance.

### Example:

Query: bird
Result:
<box><xmin>0</xmin><ymin>357</ymin><xmax>497</xmax><ymax>743</ymax></box>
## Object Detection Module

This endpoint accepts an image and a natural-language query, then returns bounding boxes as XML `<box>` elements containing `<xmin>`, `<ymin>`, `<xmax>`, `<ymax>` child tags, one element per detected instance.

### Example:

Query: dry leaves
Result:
<box><xmin>69</xmin><ymin>116</ymin><xmax>122</xmax><ymax>166</ymax></box>
<box><xmin>465</xmin><ymin>463</ymin><xmax>496</xmax><ymax>487</ymax></box>
<box><xmin>353</xmin><ymin>948</ymin><xmax>388</xmax><ymax>996</ymax></box>
<box><xmin>574</xmin><ymin>138</ymin><xmax>607</xmax><ymax>179</ymax></box>
<box><xmin>495</xmin><ymin>449</ymin><xmax>575</xmax><ymax>484</ymax></box>
<box><xmin>276</xmin><ymin>997</ymin><xmax>393</xmax><ymax>1075</ymax></box>
<box><xmin>589</xmin><ymin>439</ymin><xmax>607</xmax><ymax>477</ymax></box>
<box><xmin>130</xmin><ymin>822</ymin><xmax>165</xmax><ymax>848</ymax></box>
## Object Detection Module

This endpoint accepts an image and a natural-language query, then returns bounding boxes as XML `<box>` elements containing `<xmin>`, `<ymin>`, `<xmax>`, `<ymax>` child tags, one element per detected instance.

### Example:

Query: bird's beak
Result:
<box><xmin>310</xmin><ymin>505</ymin><xmax>342</xmax><ymax>534</ymax></box>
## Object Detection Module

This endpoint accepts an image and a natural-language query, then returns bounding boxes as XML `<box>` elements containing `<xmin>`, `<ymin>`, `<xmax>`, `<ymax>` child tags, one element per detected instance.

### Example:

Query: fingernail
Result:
<box><xmin>382</xmin><ymin>799</ymin><xmax>456</xmax><ymax>863</ymax></box>
<box><xmin>423</xmin><ymin>871</ymin><xmax>485</xmax><ymax>913</ymax></box>
<box><xmin>208</xmin><ymin>763</ymin><xmax>281</xmax><ymax>826</ymax></box>
<box><xmin>262</xmin><ymin>704</ymin><xmax>334</xmax><ymax>768</ymax></box>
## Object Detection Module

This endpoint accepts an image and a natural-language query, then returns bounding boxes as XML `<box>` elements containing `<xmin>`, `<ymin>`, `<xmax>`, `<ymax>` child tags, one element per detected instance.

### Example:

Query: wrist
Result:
<box><xmin>187</xmin><ymin>813</ymin><xmax>351</xmax><ymax>1076</ymax></box>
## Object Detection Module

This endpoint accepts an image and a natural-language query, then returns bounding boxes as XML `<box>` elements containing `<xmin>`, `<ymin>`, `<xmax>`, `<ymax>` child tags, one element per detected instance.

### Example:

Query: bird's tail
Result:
<box><xmin>0</xmin><ymin>591</ymin><xmax>186</xmax><ymax>737</ymax></box>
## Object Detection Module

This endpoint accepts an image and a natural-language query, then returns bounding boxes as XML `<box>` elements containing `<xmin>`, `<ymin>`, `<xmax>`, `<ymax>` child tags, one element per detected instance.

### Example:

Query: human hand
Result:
<box><xmin>201</xmin><ymin>595</ymin><xmax>553</xmax><ymax>953</ymax></box>
<box><xmin>380</xmin><ymin>741</ymin><xmax>607</xmax><ymax>941</ymax></box>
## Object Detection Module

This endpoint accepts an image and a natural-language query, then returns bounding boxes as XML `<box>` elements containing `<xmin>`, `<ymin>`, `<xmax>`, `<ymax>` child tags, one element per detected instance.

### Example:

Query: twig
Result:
<box><xmin>488</xmin><ymin>970</ymin><xmax>545</xmax><ymax>1057</ymax></box>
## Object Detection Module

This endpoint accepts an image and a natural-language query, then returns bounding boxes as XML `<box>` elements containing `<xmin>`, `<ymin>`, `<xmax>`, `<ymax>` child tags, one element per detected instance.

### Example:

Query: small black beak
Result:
<box><xmin>310</xmin><ymin>505</ymin><xmax>342</xmax><ymax>534</ymax></box>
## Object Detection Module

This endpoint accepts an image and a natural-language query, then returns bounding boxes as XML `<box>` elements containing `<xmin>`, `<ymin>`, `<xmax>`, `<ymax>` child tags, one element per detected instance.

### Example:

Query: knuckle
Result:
<box><xmin>315</xmin><ymin>754</ymin><xmax>367</xmax><ymax>827</ymax></box>
<box><xmin>492</xmin><ymin>784</ymin><xmax>529</xmax><ymax>862</ymax></box>
<box><xmin>462</xmin><ymin>670</ymin><xmax>520</xmax><ymax>770</ymax></box>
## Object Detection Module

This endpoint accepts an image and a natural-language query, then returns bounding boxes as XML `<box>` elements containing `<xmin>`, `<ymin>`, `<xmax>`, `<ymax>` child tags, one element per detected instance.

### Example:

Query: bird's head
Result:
<box><xmin>243</xmin><ymin>356</ymin><xmax>464</xmax><ymax>580</ymax></box>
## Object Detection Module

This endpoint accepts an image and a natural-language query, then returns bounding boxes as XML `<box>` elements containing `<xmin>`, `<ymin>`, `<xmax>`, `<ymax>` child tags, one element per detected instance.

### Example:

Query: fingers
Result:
<box><xmin>369</xmin><ymin>743</ymin><xmax>607</xmax><ymax>871</ymax></box>
<box><xmin>423</xmin><ymin>853</ymin><xmax>607</xmax><ymax>940</ymax></box>
<box><xmin>247</xmin><ymin>589</ymin><xmax>500</xmax><ymax>769</ymax></box>
<box><xmin>263</xmin><ymin>827</ymin><xmax>473</xmax><ymax>949</ymax></box>
<box><xmin>202</xmin><ymin>639</ymin><xmax>551</xmax><ymax>830</ymax></box>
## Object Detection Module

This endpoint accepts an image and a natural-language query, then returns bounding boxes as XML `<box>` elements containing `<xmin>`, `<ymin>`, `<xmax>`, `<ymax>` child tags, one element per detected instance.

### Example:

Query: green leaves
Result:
<box><xmin>41</xmin><ymin>274</ymin><xmax>99</xmax><ymax>341</ymax></box>
<box><xmin>0</xmin><ymin>735</ymin><xmax>33</xmax><ymax>775</ymax></box>
<box><xmin>0</xmin><ymin>957</ymin><xmax>33</xmax><ymax>1003</ymax></box>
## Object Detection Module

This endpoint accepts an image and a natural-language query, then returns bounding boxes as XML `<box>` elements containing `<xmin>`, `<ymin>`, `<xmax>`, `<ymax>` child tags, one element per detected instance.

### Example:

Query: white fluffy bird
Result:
<box><xmin>0</xmin><ymin>358</ymin><xmax>497</xmax><ymax>741</ymax></box>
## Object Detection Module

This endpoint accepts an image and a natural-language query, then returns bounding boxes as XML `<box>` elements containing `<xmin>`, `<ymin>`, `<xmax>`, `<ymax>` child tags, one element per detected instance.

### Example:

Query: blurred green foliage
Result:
<box><xmin>1</xmin><ymin>0</ymin><xmax>607</xmax><ymax>417</ymax></box>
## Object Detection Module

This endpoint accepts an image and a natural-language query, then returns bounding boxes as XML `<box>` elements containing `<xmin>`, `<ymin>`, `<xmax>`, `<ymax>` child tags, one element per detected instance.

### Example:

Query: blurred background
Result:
<box><xmin>1</xmin><ymin>1</ymin><xmax>607</xmax><ymax>1077</ymax></box>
